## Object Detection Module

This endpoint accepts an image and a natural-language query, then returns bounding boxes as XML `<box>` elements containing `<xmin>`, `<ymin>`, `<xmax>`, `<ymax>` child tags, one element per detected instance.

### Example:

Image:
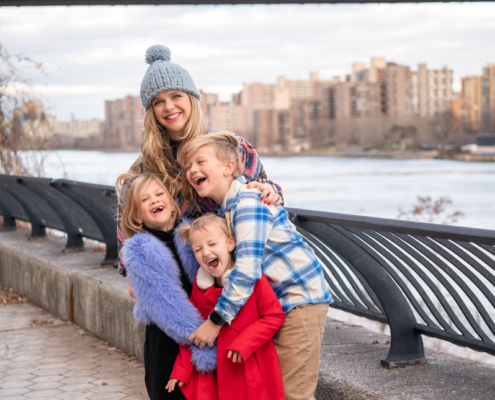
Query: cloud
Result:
<box><xmin>1</xmin><ymin>3</ymin><xmax>493</xmax><ymax>120</ymax></box>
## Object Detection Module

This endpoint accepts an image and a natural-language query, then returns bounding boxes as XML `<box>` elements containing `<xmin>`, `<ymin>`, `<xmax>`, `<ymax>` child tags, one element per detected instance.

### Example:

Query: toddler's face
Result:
<box><xmin>189</xmin><ymin>224</ymin><xmax>235</xmax><ymax>280</ymax></box>
<box><xmin>134</xmin><ymin>179</ymin><xmax>175</xmax><ymax>231</ymax></box>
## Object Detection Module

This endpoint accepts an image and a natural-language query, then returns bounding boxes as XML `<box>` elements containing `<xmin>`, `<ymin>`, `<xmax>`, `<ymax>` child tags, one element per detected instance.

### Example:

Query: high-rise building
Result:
<box><xmin>103</xmin><ymin>95</ymin><xmax>144</xmax><ymax>148</ymax></box>
<box><xmin>481</xmin><ymin>64</ymin><xmax>495</xmax><ymax>132</ymax></box>
<box><xmin>383</xmin><ymin>63</ymin><xmax>413</xmax><ymax>121</ymax></box>
<box><xmin>414</xmin><ymin>64</ymin><xmax>454</xmax><ymax>118</ymax></box>
<box><xmin>462</xmin><ymin>76</ymin><xmax>483</xmax><ymax>133</ymax></box>
<box><xmin>207</xmin><ymin>102</ymin><xmax>249</xmax><ymax>141</ymax></box>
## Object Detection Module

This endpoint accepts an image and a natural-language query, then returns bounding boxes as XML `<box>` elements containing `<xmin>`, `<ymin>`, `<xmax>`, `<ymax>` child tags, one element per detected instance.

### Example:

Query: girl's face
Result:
<box><xmin>151</xmin><ymin>90</ymin><xmax>192</xmax><ymax>141</ymax></box>
<box><xmin>189</xmin><ymin>224</ymin><xmax>235</xmax><ymax>280</ymax></box>
<box><xmin>134</xmin><ymin>179</ymin><xmax>175</xmax><ymax>231</ymax></box>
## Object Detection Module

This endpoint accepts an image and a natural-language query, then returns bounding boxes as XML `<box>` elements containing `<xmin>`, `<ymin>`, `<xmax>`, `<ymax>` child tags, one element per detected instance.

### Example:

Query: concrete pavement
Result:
<box><xmin>0</xmin><ymin>301</ymin><xmax>148</xmax><ymax>400</ymax></box>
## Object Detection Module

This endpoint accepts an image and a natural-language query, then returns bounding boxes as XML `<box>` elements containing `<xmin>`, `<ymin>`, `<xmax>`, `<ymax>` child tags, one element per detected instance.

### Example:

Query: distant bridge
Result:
<box><xmin>1</xmin><ymin>0</ymin><xmax>491</xmax><ymax>6</ymax></box>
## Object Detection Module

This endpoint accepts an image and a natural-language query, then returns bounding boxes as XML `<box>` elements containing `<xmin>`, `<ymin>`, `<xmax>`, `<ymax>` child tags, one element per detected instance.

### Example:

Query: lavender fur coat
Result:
<box><xmin>122</xmin><ymin>223</ymin><xmax>217</xmax><ymax>373</ymax></box>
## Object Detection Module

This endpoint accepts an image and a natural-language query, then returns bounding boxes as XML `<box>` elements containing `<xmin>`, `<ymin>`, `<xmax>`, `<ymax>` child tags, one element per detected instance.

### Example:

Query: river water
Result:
<box><xmin>43</xmin><ymin>150</ymin><xmax>495</xmax><ymax>230</ymax></box>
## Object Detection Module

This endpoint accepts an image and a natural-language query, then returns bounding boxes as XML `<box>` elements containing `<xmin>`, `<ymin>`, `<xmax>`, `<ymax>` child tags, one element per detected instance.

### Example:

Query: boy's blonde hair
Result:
<box><xmin>138</xmin><ymin>93</ymin><xmax>207</xmax><ymax>177</ymax></box>
<box><xmin>116</xmin><ymin>172</ymin><xmax>180</xmax><ymax>239</ymax></box>
<box><xmin>177</xmin><ymin>132</ymin><xmax>242</xmax><ymax>212</ymax></box>
<box><xmin>178</xmin><ymin>213</ymin><xmax>232</xmax><ymax>247</ymax></box>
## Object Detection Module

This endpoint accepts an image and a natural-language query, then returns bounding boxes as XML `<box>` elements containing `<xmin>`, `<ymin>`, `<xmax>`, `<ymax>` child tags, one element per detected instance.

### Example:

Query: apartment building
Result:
<box><xmin>103</xmin><ymin>95</ymin><xmax>144</xmax><ymax>148</ymax></box>
<box><xmin>462</xmin><ymin>76</ymin><xmax>483</xmax><ymax>133</ymax></box>
<box><xmin>481</xmin><ymin>64</ymin><xmax>495</xmax><ymax>132</ymax></box>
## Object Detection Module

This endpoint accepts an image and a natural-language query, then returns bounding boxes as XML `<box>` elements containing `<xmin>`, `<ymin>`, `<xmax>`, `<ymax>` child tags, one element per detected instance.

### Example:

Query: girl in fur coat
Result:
<box><xmin>165</xmin><ymin>214</ymin><xmax>286</xmax><ymax>400</ymax></box>
<box><xmin>117</xmin><ymin>172</ymin><xmax>216</xmax><ymax>400</ymax></box>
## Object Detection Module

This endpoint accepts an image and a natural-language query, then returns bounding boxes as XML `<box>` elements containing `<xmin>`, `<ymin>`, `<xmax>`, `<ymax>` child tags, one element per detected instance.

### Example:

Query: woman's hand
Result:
<box><xmin>165</xmin><ymin>379</ymin><xmax>184</xmax><ymax>393</ymax></box>
<box><xmin>246</xmin><ymin>181</ymin><xmax>282</xmax><ymax>206</ymax></box>
<box><xmin>128</xmin><ymin>281</ymin><xmax>135</xmax><ymax>299</ymax></box>
<box><xmin>227</xmin><ymin>350</ymin><xmax>243</xmax><ymax>363</ymax></box>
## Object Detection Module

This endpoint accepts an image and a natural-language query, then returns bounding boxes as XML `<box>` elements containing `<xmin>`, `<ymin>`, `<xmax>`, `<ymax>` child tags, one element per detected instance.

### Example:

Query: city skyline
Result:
<box><xmin>1</xmin><ymin>3</ymin><xmax>494</xmax><ymax>120</ymax></box>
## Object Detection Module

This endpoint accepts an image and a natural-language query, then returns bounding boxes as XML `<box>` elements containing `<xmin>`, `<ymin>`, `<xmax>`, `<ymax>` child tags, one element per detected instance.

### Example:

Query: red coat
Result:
<box><xmin>171</xmin><ymin>274</ymin><xmax>286</xmax><ymax>400</ymax></box>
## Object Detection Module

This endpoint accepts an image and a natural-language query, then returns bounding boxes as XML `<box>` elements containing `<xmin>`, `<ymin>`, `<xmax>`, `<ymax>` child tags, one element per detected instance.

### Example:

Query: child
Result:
<box><xmin>166</xmin><ymin>213</ymin><xmax>286</xmax><ymax>400</ymax></box>
<box><xmin>117</xmin><ymin>172</ymin><xmax>217</xmax><ymax>400</ymax></box>
<box><xmin>177</xmin><ymin>133</ymin><xmax>333</xmax><ymax>400</ymax></box>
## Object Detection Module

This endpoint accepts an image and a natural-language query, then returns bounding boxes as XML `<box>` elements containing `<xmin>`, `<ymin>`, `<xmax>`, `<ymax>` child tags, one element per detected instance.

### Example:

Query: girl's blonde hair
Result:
<box><xmin>178</xmin><ymin>213</ymin><xmax>232</xmax><ymax>247</ymax></box>
<box><xmin>176</xmin><ymin>132</ymin><xmax>242</xmax><ymax>213</ymax></box>
<box><xmin>138</xmin><ymin>92</ymin><xmax>207</xmax><ymax>177</ymax></box>
<box><xmin>116</xmin><ymin>172</ymin><xmax>180</xmax><ymax>239</ymax></box>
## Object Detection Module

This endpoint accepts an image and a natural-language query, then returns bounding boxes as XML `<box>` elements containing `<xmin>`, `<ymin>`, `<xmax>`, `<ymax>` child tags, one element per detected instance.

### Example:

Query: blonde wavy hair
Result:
<box><xmin>176</xmin><ymin>132</ymin><xmax>242</xmax><ymax>213</ymax></box>
<box><xmin>178</xmin><ymin>213</ymin><xmax>233</xmax><ymax>249</ymax></box>
<box><xmin>138</xmin><ymin>92</ymin><xmax>208</xmax><ymax>177</ymax></box>
<box><xmin>116</xmin><ymin>172</ymin><xmax>180</xmax><ymax>239</ymax></box>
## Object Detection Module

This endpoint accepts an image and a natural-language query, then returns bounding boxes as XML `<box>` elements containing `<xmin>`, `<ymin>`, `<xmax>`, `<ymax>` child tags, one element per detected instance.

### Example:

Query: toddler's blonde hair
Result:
<box><xmin>178</xmin><ymin>213</ymin><xmax>232</xmax><ymax>247</ymax></box>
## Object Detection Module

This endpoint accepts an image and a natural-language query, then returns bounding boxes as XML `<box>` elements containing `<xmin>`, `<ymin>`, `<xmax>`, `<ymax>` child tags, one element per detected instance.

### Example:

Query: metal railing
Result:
<box><xmin>1</xmin><ymin>174</ymin><xmax>494</xmax><ymax>367</ymax></box>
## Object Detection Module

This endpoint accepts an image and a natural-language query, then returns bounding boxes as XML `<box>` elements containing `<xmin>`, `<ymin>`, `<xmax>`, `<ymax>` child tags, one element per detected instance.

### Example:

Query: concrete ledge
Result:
<box><xmin>0</xmin><ymin>229</ymin><xmax>145</xmax><ymax>360</ymax></box>
<box><xmin>1</xmin><ymin>229</ymin><xmax>495</xmax><ymax>399</ymax></box>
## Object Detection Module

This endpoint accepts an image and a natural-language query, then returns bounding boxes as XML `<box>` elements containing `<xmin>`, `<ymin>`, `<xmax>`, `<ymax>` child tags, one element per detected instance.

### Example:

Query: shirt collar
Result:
<box><xmin>217</xmin><ymin>176</ymin><xmax>246</xmax><ymax>216</ymax></box>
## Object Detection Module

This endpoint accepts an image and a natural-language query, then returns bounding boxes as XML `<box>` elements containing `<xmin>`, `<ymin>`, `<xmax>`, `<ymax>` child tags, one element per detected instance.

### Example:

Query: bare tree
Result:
<box><xmin>397</xmin><ymin>196</ymin><xmax>464</xmax><ymax>225</ymax></box>
<box><xmin>0</xmin><ymin>44</ymin><xmax>55</xmax><ymax>177</ymax></box>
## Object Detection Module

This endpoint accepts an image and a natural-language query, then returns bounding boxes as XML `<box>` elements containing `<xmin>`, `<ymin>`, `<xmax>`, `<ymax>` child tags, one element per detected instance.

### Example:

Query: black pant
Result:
<box><xmin>144</xmin><ymin>324</ymin><xmax>186</xmax><ymax>400</ymax></box>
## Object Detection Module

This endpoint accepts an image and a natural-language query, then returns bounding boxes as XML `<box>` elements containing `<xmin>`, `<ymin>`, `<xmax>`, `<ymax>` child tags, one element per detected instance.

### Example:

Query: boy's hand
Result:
<box><xmin>188</xmin><ymin>319</ymin><xmax>222</xmax><ymax>349</ymax></box>
<box><xmin>227</xmin><ymin>350</ymin><xmax>243</xmax><ymax>363</ymax></box>
<box><xmin>165</xmin><ymin>379</ymin><xmax>183</xmax><ymax>392</ymax></box>
<box><xmin>246</xmin><ymin>181</ymin><xmax>282</xmax><ymax>206</ymax></box>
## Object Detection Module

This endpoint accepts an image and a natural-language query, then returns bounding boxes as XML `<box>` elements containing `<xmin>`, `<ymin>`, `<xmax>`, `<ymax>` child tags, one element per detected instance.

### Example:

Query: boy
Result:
<box><xmin>178</xmin><ymin>132</ymin><xmax>332</xmax><ymax>400</ymax></box>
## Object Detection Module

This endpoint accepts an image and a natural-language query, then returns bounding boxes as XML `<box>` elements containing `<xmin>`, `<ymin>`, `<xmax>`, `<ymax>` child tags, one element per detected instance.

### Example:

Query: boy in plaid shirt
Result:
<box><xmin>178</xmin><ymin>132</ymin><xmax>332</xmax><ymax>400</ymax></box>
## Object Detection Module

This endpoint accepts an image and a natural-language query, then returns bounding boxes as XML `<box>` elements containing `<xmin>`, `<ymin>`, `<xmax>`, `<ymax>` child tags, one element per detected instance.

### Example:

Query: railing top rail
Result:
<box><xmin>287</xmin><ymin>207</ymin><xmax>495</xmax><ymax>245</ymax></box>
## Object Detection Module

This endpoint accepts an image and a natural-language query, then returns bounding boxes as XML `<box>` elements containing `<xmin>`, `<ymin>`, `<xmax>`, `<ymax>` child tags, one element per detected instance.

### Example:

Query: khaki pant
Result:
<box><xmin>273</xmin><ymin>302</ymin><xmax>329</xmax><ymax>400</ymax></box>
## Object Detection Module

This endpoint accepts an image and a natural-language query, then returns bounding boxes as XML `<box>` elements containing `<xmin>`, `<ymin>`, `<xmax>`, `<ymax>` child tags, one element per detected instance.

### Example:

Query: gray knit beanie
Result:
<box><xmin>140</xmin><ymin>44</ymin><xmax>201</xmax><ymax>110</ymax></box>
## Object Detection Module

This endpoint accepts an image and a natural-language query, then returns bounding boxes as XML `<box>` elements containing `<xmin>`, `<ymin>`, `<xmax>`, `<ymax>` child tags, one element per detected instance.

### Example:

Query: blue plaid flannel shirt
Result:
<box><xmin>215</xmin><ymin>177</ymin><xmax>333</xmax><ymax>324</ymax></box>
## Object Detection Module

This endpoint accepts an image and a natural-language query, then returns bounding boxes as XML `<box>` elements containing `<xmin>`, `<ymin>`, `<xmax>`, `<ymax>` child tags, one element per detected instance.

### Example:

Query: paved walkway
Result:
<box><xmin>0</xmin><ymin>302</ymin><xmax>148</xmax><ymax>400</ymax></box>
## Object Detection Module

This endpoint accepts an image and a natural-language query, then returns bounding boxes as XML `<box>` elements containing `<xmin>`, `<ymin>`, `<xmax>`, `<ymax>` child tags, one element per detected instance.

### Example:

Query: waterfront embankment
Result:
<box><xmin>1</xmin><ymin>227</ymin><xmax>494</xmax><ymax>400</ymax></box>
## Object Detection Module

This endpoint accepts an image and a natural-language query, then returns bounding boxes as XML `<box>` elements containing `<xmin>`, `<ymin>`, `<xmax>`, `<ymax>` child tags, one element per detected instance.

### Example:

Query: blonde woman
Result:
<box><xmin>118</xmin><ymin>45</ymin><xmax>283</xmax><ymax>400</ymax></box>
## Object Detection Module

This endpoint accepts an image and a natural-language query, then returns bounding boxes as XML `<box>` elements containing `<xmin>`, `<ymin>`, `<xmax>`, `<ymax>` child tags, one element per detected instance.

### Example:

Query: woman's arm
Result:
<box><xmin>237</xmin><ymin>136</ymin><xmax>284</xmax><ymax>206</ymax></box>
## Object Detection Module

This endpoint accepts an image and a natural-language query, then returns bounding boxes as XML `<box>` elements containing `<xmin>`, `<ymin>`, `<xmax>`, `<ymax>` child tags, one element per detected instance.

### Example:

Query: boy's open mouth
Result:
<box><xmin>193</xmin><ymin>176</ymin><xmax>206</xmax><ymax>188</ymax></box>
<box><xmin>151</xmin><ymin>206</ymin><xmax>164</xmax><ymax>214</ymax></box>
<box><xmin>206</xmin><ymin>257</ymin><xmax>219</xmax><ymax>270</ymax></box>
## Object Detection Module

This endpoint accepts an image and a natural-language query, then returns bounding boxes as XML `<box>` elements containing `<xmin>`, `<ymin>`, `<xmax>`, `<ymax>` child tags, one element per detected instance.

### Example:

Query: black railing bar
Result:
<box><xmin>363</xmin><ymin>229</ymin><xmax>450</xmax><ymax>330</ymax></box>
<box><xmin>421</xmin><ymin>238</ymin><xmax>495</xmax><ymax>321</ymax></box>
<box><xmin>455</xmin><ymin>241</ymin><xmax>495</xmax><ymax>273</ymax></box>
<box><xmin>438</xmin><ymin>241</ymin><xmax>495</xmax><ymax>286</ymax></box>
<box><xmin>50</xmin><ymin>178</ymin><xmax>114</xmax><ymax>192</ymax></box>
<box><xmin>479</xmin><ymin>244</ymin><xmax>495</xmax><ymax>256</ymax></box>
<box><xmin>380</xmin><ymin>231</ymin><xmax>470</xmax><ymax>333</ymax></box>
<box><xmin>0</xmin><ymin>181</ymin><xmax>47</xmax><ymax>238</ymax></box>
<box><xmin>319</xmin><ymin>239</ymin><xmax>385</xmax><ymax>314</ymax></box>
<box><xmin>398</xmin><ymin>234</ymin><xmax>489</xmax><ymax>341</ymax></box>
<box><xmin>414</xmin><ymin>238</ymin><xmax>495</xmax><ymax>337</ymax></box>
<box><xmin>300</xmin><ymin>233</ymin><xmax>361</xmax><ymax>308</ymax></box>
<box><xmin>345</xmin><ymin>226</ymin><xmax>440</xmax><ymax>329</ymax></box>
<box><xmin>299</xmin><ymin>227</ymin><xmax>381</xmax><ymax>313</ymax></box>
<box><xmin>286</xmin><ymin>207</ymin><xmax>495</xmax><ymax>245</ymax></box>
<box><xmin>291</xmin><ymin>219</ymin><xmax>385</xmax><ymax>314</ymax></box>
<box><xmin>415</xmin><ymin>324</ymin><xmax>495</xmax><ymax>353</ymax></box>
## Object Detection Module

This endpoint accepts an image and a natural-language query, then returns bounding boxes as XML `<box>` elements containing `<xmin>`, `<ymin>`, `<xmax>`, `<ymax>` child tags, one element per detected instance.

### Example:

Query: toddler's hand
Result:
<box><xmin>165</xmin><ymin>379</ymin><xmax>184</xmax><ymax>392</ymax></box>
<box><xmin>227</xmin><ymin>350</ymin><xmax>243</xmax><ymax>363</ymax></box>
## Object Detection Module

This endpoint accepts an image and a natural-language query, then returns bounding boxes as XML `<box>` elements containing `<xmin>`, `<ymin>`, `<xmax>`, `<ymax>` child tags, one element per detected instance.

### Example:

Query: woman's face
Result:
<box><xmin>151</xmin><ymin>90</ymin><xmax>192</xmax><ymax>141</ymax></box>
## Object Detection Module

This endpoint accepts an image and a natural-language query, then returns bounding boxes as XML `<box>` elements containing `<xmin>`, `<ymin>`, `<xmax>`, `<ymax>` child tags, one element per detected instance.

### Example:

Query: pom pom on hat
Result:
<box><xmin>140</xmin><ymin>44</ymin><xmax>200</xmax><ymax>109</ymax></box>
<box><xmin>145</xmin><ymin>44</ymin><xmax>171</xmax><ymax>65</ymax></box>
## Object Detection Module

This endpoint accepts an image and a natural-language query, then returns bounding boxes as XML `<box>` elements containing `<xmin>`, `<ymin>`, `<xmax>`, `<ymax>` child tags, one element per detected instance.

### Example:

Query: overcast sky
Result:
<box><xmin>1</xmin><ymin>3</ymin><xmax>494</xmax><ymax>121</ymax></box>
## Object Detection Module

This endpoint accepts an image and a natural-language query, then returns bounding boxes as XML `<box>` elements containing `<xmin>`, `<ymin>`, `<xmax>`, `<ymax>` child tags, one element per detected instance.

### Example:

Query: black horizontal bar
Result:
<box><xmin>0</xmin><ymin>0</ymin><xmax>490</xmax><ymax>5</ymax></box>
<box><xmin>287</xmin><ymin>207</ymin><xmax>495</xmax><ymax>246</ymax></box>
